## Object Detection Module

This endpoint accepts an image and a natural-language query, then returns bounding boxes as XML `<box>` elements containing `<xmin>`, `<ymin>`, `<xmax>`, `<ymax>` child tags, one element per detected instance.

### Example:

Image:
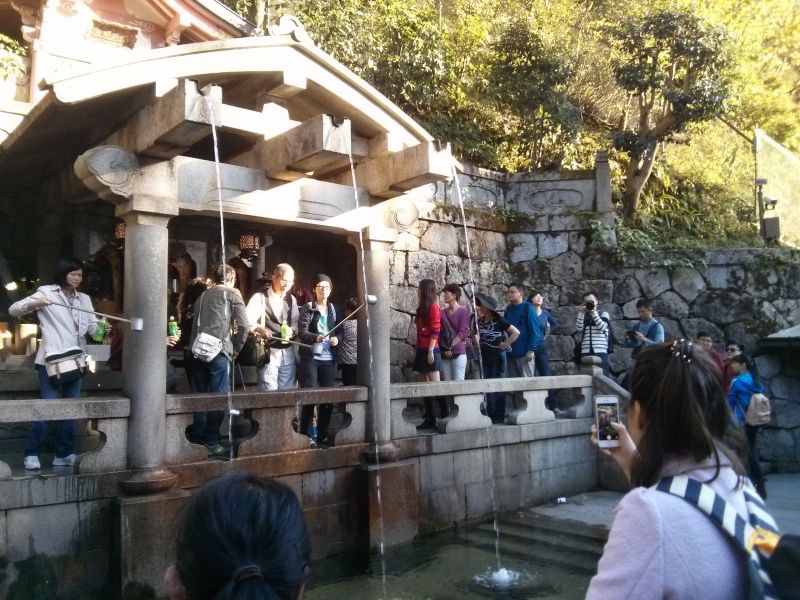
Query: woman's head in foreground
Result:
<box><xmin>628</xmin><ymin>340</ymin><xmax>745</xmax><ymax>487</ymax></box>
<box><xmin>166</xmin><ymin>473</ymin><xmax>311</xmax><ymax>600</ymax></box>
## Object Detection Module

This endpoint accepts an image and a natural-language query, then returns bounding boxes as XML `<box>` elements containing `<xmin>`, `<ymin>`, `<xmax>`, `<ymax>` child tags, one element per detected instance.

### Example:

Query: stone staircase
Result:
<box><xmin>464</xmin><ymin>511</ymin><xmax>608</xmax><ymax>575</ymax></box>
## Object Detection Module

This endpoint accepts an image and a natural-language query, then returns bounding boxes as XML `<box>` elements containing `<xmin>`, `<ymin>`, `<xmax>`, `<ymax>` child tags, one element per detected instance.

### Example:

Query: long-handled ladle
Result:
<box><xmin>45</xmin><ymin>301</ymin><xmax>143</xmax><ymax>331</ymax></box>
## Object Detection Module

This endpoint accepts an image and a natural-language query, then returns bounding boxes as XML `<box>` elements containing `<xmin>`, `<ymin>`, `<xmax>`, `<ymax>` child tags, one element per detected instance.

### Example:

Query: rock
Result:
<box><xmin>603</xmin><ymin>303</ymin><xmax>623</xmax><ymax>320</ymax></box>
<box><xmin>658</xmin><ymin>317</ymin><xmax>683</xmax><ymax>341</ymax></box>
<box><xmin>652</xmin><ymin>291</ymin><xmax>690</xmax><ymax>319</ymax></box>
<box><xmin>505</xmin><ymin>233</ymin><xmax>536</xmax><ymax>263</ymax></box>
<box><xmin>546</xmin><ymin>334</ymin><xmax>574</xmax><ymax>361</ymax></box>
<box><xmin>745</xmin><ymin>268</ymin><xmax>779</xmax><ymax>298</ymax></box>
<box><xmin>771</xmin><ymin>300</ymin><xmax>800</xmax><ymax>330</ymax></box>
<box><xmin>723</xmin><ymin>323</ymin><xmax>761</xmax><ymax>354</ymax></box>
<box><xmin>391</xmin><ymin>309</ymin><xmax>412</xmax><ymax>339</ymax></box>
<box><xmin>408</xmin><ymin>251</ymin><xmax>446</xmax><ymax>287</ymax></box>
<box><xmin>460</xmin><ymin>228</ymin><xmax>506</xmax><ymax>261</ymax></box>
<box><xmin>608</xmin><ymin>347</ymin><xmax>633</xmax><ymax>375</ymax></box>
<box><xmin>569</xmin><ymin>232</ymin><xmax>589</xmax><ymax>256</ymax></box>
<box><xmin>549</xmin><ymin>252</ymin><xmax>582</xmax><ymax>286</ymax></box>
<box><xmin>759</xmin><ymin>428</ymin><xmax>796</xmax><ymax>463</ymax></box>
<box><xmin>420</xmin><ymin>223</ymin><xmax>459</xmax><ymax>255</ymax></box>
<box><xmin>613</xmin><ymin>275</ymin><xmax>642</xmax><ymax>304</ymax></box>
<box><xmin>583</xmin><ymin>254</ymin><xmax>623</xmax><ymax>279</ymax></box>
<box><xmin>512</xmin><ymin>259</ymin><xmax>550</xmax><ymax>286</ymax></box>
<box><xmin>393</xmin><ymin>231</ymin><xmax>420</xmax><ymax>252</ymax></box>
<box><xmin>390</xmin><ymin>285</ymin><xmax>419</xmax><ymax>314</ymax></box>
<box><xmin>755</xmin><ymin>354</ymin><xmax>781</xmax><ymax>379</ymax></box>
<box><xmin>704</xmin><ymin>266</ymin><xmax>746</xmax><ymax>289</ymax></box>
<box><xmin>549</xmin><ymin>307</ymin><xmax>578</xmax><ymax>335</ymax></box>
<box><xmin>610</xmin><ymin>320</ymin><xmax>632</xmax><ymax>348</ymax></box>
<box><xmin>768</xmin><ymin>375</ymin><xmax>800</xmax><ymax>402</ymax></box>
<box><xmin>680</xmin><ymin>318</ymin><xmax>725</xmax><ymax>342</ymax></box>
<box><xmin>772</xmin><ymin>399</ymin><xmax>800</xmax><ymax>428</ymax></box>
<box><xmin>538</xmin><ymin>233</ymin><xmax>569</xmax><ymax>259</ymax></box>
<box><xmin>692</xmin><ymin>291</ymin><xmax>757</xmax><ymax>326</ymax></box>
<box><xmin>622</xmin><ymin>298</ymin><xmax>641</xmax><ymax>319</ymax></box>
<box><xmin>558</xmin><ymin>280</ymin><xmax>614</xmax><ymax>307</ymax></box>
<box><xmin>390</xmin><ymin>340</ymin><xmax>416</xmax><ymax>367</ymax></box>
<box><xmin>671</xmin><ymin>268</ymin><xmax>705</xmax><ymax>303</ymax></box>
<box><xmin>390</xmin><ymin>365</ymin><xmax>405</xmax><ymax>383</ymax></box>
<box><xmin>390</xmin><ymin>252</ymin><xmax>406</xmax><ymax>285</ymax></box>
<box><xmin>634</xmin><ymin>268</ymin><xmax>671</xmax><ymax>298</ymax></box>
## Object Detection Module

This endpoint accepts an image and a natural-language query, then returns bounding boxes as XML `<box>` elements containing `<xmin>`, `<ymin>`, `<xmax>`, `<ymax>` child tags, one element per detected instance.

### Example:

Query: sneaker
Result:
<box><xmin>309</xmin><ymin>439</ymin><xmax>318</xmax><ymax>448</ymax></box>
<box><xmin>206</xmin><ymin>443</ymin><xmax>226</xmax><ymax>458</ymax></box>
<box><xmin>24</xmin><ymin>456</ymin><xmax>41</xmax><ymax>470</ymax></box>
<box><xmin>52</xmin><ymin>454</ymin><xmax>76</xmax><ymax>467</ymax></box>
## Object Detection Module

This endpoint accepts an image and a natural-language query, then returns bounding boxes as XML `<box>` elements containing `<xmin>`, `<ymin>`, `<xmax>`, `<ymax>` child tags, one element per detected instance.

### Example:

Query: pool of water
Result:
<box><xmin>306</xmin><ymin>527</ymin><xmax>593</xmax><ymax>600</ymax></box>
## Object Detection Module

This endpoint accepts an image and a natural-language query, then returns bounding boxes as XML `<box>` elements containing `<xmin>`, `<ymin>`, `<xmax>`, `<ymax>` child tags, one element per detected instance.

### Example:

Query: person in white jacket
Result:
<box><xmin>9</xmin><ymin>257</ymin><xmax>99</xmax><ymax>471</ymax></box>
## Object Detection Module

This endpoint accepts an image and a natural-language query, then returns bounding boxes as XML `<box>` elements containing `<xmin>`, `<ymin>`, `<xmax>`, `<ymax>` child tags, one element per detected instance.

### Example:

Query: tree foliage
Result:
<box><xmin>221</xmin><ymin>0</ymin><xmax>799</xmax><ymax>244</ymax></box>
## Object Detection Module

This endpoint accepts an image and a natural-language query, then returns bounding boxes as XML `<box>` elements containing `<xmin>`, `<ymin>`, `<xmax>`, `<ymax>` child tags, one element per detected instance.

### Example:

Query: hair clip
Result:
<box><xmin>671</xmin><ymin>339</ymin><xmax>693</xmax><ymax>364</ymax></box>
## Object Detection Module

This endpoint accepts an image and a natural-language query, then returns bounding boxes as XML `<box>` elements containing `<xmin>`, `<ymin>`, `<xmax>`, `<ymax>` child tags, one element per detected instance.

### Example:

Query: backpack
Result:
<box><xmin>747</xmin><ymin>393</ymin><xmax>771</xmax><ymax>426</ymax></box>
<box><xmin>439</xmin><ymin>309</ymin><xmax>455</xmax><ymax>351</ymax></box>
<box><xmin>656</xmin><ymin>475</ymin><xmax>800</xmax><ymax>600</ymax></box>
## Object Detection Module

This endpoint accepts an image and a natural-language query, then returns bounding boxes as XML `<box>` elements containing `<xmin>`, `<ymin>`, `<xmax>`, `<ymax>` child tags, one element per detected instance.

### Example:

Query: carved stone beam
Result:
<box><xmin>326</xmin><ymin>141</ymin><xmax>453</xmax><ymax>199</ymax></box>
<box><xmin>102</xmin><ymin>79</ymin><xmax>222</xmax><ymax>159</ymax></box>
<box><xmin>74</xmin><ymin>145</ymin><xmax>179</xmax><ymax>217</ymax></box>
<box><xmin>229</xmin><ymin>114</ymin><xmax>368</xmax><ymax>181</ymax></box>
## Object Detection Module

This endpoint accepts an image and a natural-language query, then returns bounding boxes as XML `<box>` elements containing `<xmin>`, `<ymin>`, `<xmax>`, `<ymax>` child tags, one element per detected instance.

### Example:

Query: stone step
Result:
<box><xmin>465</xmin><ymin>527</ymin><xmax>601</xmax><ymax>575</ymax></box>
<box><xmin>472</xmin><ymin>521</ymin><xmax>605</xmax><ymax>559</ymax></box>
<box><xmin>499</xmin><ymin>511</ymin><xmax>609</xmax><ymax>543</ymax></box>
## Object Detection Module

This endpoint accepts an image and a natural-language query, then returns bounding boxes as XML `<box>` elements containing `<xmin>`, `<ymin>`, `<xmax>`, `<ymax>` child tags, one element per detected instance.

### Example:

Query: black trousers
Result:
<box><xmin>299</xmin><ymin>359</ymin><xmax>337</xmax><ymax>441</ymax></box>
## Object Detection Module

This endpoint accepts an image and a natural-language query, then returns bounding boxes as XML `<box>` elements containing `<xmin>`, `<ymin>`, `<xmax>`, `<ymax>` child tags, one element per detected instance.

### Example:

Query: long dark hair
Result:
<box><xmin>175</xmin><ymin>473</ymin><xmax>311</xmax><ymax>600</ymax></box>
<box><xmin>629</xmin><ymin>341</ymin><xmax>746</xmax><ymax>487</ymax></box>
<box><xmin>416</xmin><ymin>279</ymin><xmax>437</xmax><ymax>324</ymax></box>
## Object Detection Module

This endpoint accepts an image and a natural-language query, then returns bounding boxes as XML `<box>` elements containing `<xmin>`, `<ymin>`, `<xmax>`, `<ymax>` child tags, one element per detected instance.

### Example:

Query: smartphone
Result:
<box><xmin>595</xmin><ymin>395</ymin><xmax>620</xmax><ymax>448</ymax></box>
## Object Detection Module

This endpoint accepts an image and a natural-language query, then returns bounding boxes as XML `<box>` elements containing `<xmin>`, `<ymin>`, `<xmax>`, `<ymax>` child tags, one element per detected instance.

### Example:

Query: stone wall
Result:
<box><xmin>392</xmin><ymin>165</ymin><xmax>800</xmax><ymax>469</ymax></box>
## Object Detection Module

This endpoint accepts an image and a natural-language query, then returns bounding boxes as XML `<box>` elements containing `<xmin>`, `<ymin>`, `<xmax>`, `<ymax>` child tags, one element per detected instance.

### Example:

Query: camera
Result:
<box><xmin>626</xmin><ymin>330</ymin><xmax>638</xmax><ymax>339</ymax></box>
<box><xmin>585</xmin><ymin>301</ymin><xmax>595</xmax><ymax>311</ymax></box>
<box><xmin>764</xmin><ymin>197</ymin><xmax>778</xmax><ymax>210</ymax></box>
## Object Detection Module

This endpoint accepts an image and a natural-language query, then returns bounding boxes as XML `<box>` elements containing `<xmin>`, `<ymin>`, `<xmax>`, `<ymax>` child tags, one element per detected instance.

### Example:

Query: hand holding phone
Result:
<box><xmin>595</xmin><ymin>395</ymin><xmax>621</xmax><ymax>448</ymax></box>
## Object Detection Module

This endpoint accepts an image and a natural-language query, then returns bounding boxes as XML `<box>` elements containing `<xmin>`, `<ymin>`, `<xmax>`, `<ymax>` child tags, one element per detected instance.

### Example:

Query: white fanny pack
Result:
<box><xmin>44</xmin><ymin>347</ymin><xmax>88</xmax><ymax>385</ymax></box>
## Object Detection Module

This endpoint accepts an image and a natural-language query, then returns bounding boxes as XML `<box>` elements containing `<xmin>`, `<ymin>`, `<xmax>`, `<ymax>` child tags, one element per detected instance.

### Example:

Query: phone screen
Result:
<box><xmin>596</xmin><ymin>400</ymin><xmax>620</xmax><ymax>442</ymax></box>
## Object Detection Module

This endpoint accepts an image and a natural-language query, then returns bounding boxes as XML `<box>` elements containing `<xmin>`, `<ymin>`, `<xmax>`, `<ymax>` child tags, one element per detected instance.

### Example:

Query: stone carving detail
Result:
<box><xmin>388</xmin><ymin>195</ymin><xmax>419</xmax><ymax>231</ymax></box>
<box><xmin>74</xmin><ymin>145</ymin><xmax>142</xmax><ymax>201</ymax></box>
<box><xmin>460</xmin><ymin>183</ymin><xmax>500</xmax><ymax>208</ymax></box>
<box><xmin>525</xmin><ymin>187</ymin><xmax>584</xmax><ymax>211</ymax></box>
<box><xmin>267</xmin><ymin>15</ymin><xmax>310</xmax><ymax>42</ymax></box>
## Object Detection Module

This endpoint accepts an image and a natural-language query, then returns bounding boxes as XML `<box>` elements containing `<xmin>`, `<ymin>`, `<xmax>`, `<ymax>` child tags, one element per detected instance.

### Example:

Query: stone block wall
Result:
<box><xmin>393</xmin><ymin>165</ymin><xmax>800</xmax><ymax>469</ymax></box>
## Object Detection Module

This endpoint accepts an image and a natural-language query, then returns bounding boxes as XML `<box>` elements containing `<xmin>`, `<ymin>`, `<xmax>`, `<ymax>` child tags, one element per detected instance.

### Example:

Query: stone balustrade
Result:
<box><xmin>390</xmin><ymin>374</ymin><xmax>593</xmax><ymax>436</ymax></box>
<box><xmin>0</xmin><ymin>397</ymin><xmax>130</xmax><ymax>478</ymax></box>
<box><xmin>165</xmin><ymin>387</ymin><xmax>368</xmax><ymax>464</ymax></box>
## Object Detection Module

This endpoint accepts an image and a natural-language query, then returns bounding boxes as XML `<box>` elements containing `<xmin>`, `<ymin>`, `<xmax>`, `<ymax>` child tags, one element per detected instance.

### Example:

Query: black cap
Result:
<box><xmin>474</xmin><ymin>292</ymin><xmax>498</xmax><ymax>312</ymax></box>
<box><xmin>314</xmin><ymin>274</ymin><xmax>332</xmax><ymax>286</ymax></box>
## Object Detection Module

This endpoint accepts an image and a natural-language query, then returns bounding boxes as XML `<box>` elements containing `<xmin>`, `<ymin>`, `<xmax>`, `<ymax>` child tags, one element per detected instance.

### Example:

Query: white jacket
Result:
<box><xmin>9</xmin><ymin>285</ymin><xmax>98</xmax><ymax>365</ymax></box>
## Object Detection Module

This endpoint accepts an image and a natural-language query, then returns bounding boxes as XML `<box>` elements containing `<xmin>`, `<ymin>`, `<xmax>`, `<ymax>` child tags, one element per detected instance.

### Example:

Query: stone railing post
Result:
<box><xmin>349</xmin><ymin>228</ymin><xmax>397</xmax><ymax>462</ymax></box>
<box><xmin>75</xmin><ymin>146</ymin><xmax>180</xmax><ymax>493</ymax></box>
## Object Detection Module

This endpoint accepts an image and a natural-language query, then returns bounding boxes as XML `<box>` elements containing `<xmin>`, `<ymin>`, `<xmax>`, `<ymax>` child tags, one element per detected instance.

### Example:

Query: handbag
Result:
<box><xmin>191</xmin><ymin>292</ymin><xmax>224</xmax><ymax>363</ymax></box>
<box><xmin>439</xmin><ymin>308</ymin><xmax>455</xmax><ymax>352</ymax></box>
<box><xmin>45</xmin><ymin>347</ymin><xmax>88</xmax><ymax>385</ymax></box>
<box><xmin>237</xmin><ymin>296</ymin><xmax>269</xmax><ymax>367</ymax></box>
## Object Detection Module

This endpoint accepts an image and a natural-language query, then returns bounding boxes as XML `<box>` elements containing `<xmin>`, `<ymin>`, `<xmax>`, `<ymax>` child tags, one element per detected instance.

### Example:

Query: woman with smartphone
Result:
<box><xmin>587</xmin><ymin>341</ymin><xmax>751</xmax><ymax>599</ymax></box>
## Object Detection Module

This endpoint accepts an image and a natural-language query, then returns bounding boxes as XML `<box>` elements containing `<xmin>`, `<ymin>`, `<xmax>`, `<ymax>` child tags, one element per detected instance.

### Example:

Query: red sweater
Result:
<box><xmin>415</xmin><ymin>303</ymin><xmax>441</xmax><ymax>350</ymax></box>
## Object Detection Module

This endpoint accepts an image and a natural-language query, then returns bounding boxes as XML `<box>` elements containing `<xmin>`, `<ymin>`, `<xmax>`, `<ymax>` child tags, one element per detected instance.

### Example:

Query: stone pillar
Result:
<box><xmin>75</xmin><ymin>146</ymin><xmax>179</xmax><ymax>494</ymax></box>
<box><xmin>350</xmin><ymin>229</ymin><xmax>397</xmax><ymax>462</ymax></box>
<box><xmin>595</xmin><ymin>151</ymin><xmax>613</xmax><ymax>216</ymax></box>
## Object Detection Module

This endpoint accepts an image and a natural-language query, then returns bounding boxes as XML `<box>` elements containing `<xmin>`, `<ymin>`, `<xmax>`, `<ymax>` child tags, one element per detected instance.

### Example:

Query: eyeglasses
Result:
<box><xmin>506</xmin><ymin>289</ymin><xmax>520</xmax><ymax>295</ymax></box>
<box><xmin>315</xmin><ymin>285</ymin><xmax>331</xmax><ymax>290</ymax></box>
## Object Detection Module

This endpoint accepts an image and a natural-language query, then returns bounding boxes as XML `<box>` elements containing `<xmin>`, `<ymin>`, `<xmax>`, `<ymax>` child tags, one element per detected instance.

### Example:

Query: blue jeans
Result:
<box><xmin>481</xmin><ymin>350</ymin><xmax>507</xmax><ymax>422</ymax></box>
<box><xmin>25</xmin><ymin>365</ymin><xmax>82</xmax><ymax>458</ymax></box>
<box><xmin>533</xmin><ymin>346</ymin><xmax>551</xmax><ymax>377</ymax></box>
<box><xmin>185</xmin><ymin>351</ymin><xmax>229</xmax><ymax>446</ymax></box>
<box><xmin>258</xmin><ymin>362</ymin><xmax>296</xmax><ymax>391</ymax></box>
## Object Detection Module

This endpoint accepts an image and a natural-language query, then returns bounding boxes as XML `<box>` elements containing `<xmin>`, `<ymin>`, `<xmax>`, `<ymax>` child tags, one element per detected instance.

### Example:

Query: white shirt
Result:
<box><xmin>9</xmin><ymin>285</ymin><xmax>98</xmax><ymax>365</ymax></box>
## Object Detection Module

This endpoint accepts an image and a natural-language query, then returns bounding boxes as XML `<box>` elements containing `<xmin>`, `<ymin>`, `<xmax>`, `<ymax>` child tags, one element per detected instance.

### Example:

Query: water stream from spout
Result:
<box><xmin>335</xmin><ymin>124</ymin><xmax>389</xmax><ymax>599</ymax></box>
<box><xmin>202</xmin><ymin>92</ymin><xmax>237</xmax><ymax>462</ymax></box>
<box><xmin>449</xmin><ymin>165</ymin><xmax>527</xmax><ymax>589</ymax></box>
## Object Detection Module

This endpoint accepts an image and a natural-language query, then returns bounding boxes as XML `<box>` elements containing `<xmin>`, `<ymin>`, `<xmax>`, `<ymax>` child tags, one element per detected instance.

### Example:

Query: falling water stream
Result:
<box><xmin>202</xmin><ymin>93</ymin><xmax>237</xmax><ymax>462</ymax></box>
<box><xmin>450</xmin><ymin>165</ymin><xmax>530</xmax><ymax>590</ymax></box>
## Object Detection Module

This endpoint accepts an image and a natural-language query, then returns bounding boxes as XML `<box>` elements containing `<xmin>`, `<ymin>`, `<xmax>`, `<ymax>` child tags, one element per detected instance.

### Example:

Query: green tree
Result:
<box><xmin>606</xmin><ymin>9</ymin><xmax>732</xmax><ymax>222</ymax></box>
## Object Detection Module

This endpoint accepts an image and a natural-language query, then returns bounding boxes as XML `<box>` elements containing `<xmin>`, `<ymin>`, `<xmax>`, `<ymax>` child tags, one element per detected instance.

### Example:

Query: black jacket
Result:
<box><xmin>297</xmin><ymin>302</ymin><xmax>344</xmax><ymax>361</ymax></box>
